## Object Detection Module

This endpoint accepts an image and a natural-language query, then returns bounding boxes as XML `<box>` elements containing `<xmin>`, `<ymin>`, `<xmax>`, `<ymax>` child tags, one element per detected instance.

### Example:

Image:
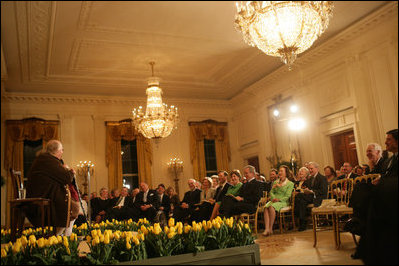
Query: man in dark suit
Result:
<box><xmin>105</xmin><ymin>187</ymin><xmax>132</xmax><ymax>221</ymax></box>
<box><xmin>350</xmin><ymin>129</ymin><xmax>398</xmax><ymax>260</ymax></box>
<box><xmin>213</xmin><ymin>171</ymin><xmax>231</xmax><ymax>203</ymax></box>
<box><xmin>135</xmin><ymin>182</ymin><xmax>159</xmax><ymax>222</ymax></box>
<box><xmin>173</xmin><ymin>179</ymin><xmax>201</xmax><ymax>223</ymax></box>
<box><xmin>366</xmin><ymin>143</ymin><xmax>386</xmax><ymax>175</ymax></box>
<box><xmin>125</xmin><ymin>188</ymin><xmax>140</xmax><ymax>221</ymax></box>
<box><xmin>156</xmin><ymin>183</ymin><xmax>171</xmax><ymax>217</ymax></box>
<box><xmin>337</xmin><ymin>162</ymin><xmax>358</xmax><ymax>180</ymax></box>
<box><xmin>295</xmin><ymin>161</ymin><xmax>328</xmax><ymax>231</ymax></box>
<box><xmin>221</xmin><ymin>165</ymin><xmax>262</xmax><ymax>217</ymax></box>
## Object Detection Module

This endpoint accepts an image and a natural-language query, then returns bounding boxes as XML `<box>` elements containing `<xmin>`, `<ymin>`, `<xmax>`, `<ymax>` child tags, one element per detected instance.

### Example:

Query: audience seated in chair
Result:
<box><xmin>191</xmin><ymin>177</ymin><xmax>216</xmax><ymax>222</ymax></box>
<box><xmin>220</xmin><ymin>165</ymin><xmax>261</xmax><ymax>218</ymax></box>
<box><xmin>349</xmin><ymin>129</ymin><xmax>398</xmax><ymax>261</ymax></box>
<box><xmin>262</xmin><ymin>165</ymin><xmax>294</xmax><ymax>236</ymax></box>
<box><xmin>135</xmin><ymin>182</ymin><xmax>159</xmax><ymax>222</ymax></box>
<box><xmin>155</xmin><ymin>184</ymin><xmax>170</xmax><ymax>224</ymax></box>
<box><xmin>210</xmin><ymin>170</ymin><xmax>237</xmax><ymax>221</ymax></box>
<box><xmin>323</xmin><ymin>166</ymin><xmax>337</xmax><ymax>186</ymax></box>
<box><xmin>105</xmin><ymin>187</ymin><xmax>132</xmax><ymax>221</ymax></box>
<box><xmin>165</xmin><ymin>186</ymin><xmax>180</xmax><ymax>218</ymax></box>
<box><xmin>294</xmin><ymin>161</ymin><xmax>328</xmax><ymax>231</ymax></box>
<box><xmin>173</xmin><ymin>179</ymin><xmax>201</xmax><ymax>223</ymax></box>
<box><xmin>91</xmin><ymin>187</ymin><xmax>110</xmax><ymax>223</ymax></box>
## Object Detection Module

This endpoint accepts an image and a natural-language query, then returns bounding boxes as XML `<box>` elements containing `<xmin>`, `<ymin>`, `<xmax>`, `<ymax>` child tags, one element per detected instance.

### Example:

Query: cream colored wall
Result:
<box><xmin>229</xmin><ymin>8</ymin><xmax>398</xmax><ymax>176</ymax></box>
<box><xmin>0</xmin><ymin>95</ymin><xmax>231</xmax><ymax>226</ymax></box>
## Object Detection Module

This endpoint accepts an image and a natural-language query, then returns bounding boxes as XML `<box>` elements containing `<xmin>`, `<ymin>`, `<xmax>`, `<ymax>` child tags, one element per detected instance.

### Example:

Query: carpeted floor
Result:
<box><xmin>255</xmin><ymin>228</ymin><xmax>363</xmax><ymax>265</ymax></box>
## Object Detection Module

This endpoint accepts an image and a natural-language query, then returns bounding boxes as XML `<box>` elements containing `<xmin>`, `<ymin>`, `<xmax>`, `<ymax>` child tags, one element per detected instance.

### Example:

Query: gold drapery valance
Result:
<box><xmin>189</xmin><ymin>120</ymin><xmax>231</xmax><ymax>181</ymax></box>
<box><xmin>4</xmin><ymin>117</ymin><xmax>59</xmax><ymax>227</ymax></box>
<box><xmin>105</xmin><ymin>120</ymin><xmax>153</xmax><ymax>190</ymax></box>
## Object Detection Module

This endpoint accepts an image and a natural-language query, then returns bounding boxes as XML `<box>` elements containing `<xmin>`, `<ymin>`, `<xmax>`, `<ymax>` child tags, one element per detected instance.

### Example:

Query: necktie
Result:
<box><xmin>143</xmin><ymin>191</ymin><xmax>148</xmax><ymax>203</ymax></box>
<box><xmin>311</xmin><ymin>175</ymin><xmax>316</xmax><ymax>188</ymax></box>
<box><xmin>115</xmin><ymin>196</ymin><xmax>123</xmax><ymax>206</ymax></box>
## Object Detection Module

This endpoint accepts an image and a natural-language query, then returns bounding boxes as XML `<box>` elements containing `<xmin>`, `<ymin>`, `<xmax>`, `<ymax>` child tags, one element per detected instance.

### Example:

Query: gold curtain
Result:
<box><xmin>4</xmin><ymin>118</ymin><xmax>59</xmax><ymax>227</ymax></box>
<box><xmin>189</xmin><ymin>120</ymin><xmax>231</xmax><ymax>181</ymax></box>
<box><xmin>105</xmin><ymin>120</ymin><xmax>153</xmax><ymax>190</ymax></box>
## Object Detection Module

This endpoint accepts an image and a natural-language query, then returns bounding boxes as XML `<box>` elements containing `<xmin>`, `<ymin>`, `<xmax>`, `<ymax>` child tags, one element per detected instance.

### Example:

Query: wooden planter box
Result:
<box><xmin>117</xmin><ymin>244</ymin><xmax>261</xmax><ymax>265</ymax></box>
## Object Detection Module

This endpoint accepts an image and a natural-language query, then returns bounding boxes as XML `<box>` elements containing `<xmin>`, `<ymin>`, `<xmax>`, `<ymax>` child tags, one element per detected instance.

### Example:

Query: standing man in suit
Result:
<box><xmin>295</xmin><ymin>162</ymin><xmax>328</xmax><ymax>231</ymax></box>
<box><xmin>173</xmin><ymin>179</ymin><xmax>201</xmax><ymax>223</ymax></box>
<box><xmin>221</xmin><ymin>165</ymin><xmax>262</xmax><ymax>218</ymax></box>
<box><xmin>135</xmin><ymin>182</ymin><xmax>159</xmax><ymax>222</ymax></box>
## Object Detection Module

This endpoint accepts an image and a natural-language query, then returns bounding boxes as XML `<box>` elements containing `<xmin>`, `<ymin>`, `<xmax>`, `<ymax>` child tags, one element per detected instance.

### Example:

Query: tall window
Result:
<box><xmin>23</xmin><ymin>139</ymin><xmax>43</xmax><ymax>185</ymax></box>
<box><xmin>121</xmin><ymin>139</ymin><xmax>139</xmax><ymax>190</ymax></box>
<box><xmin>204</xmin><ymin>139</ymin><xmax>217</xmax><ymax>177</ymax></box>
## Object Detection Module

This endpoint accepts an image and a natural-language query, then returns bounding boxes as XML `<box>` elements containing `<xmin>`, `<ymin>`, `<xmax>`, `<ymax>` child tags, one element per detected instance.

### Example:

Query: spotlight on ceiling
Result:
<box><xmin>273</xmin><ymin>109</ymin><xmax>280</xmax><ymax>117</ymax></box>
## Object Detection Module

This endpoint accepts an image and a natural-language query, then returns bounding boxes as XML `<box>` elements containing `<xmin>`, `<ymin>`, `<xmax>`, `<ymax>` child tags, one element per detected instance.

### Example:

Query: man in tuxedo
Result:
<box><xmin>173</xmin><ymin>179</ymin><xmax>201</xmax><ymax>223</ymax></box>
<box><xmin>221</xmin><ymin>165</ymin><xmax>262</xmax><ymax>217</ymax></box>
<box><xmin>105</xmin><ymin>187</ymin><xmax>132</xmax><ymax>221</ymax></box>
<box><xmin>366</xmin><ymin>143</ymin><xmax>386</xmax><ymax>175</ymax></box>
<box><xmin>213</xmin><ymin>171</ymin><xmax>231</xmax><ymax>203</ymax></box>
<box><xmin>135</xmin><ymin>182</ymin><xmax>159</xmax><ymax>222</ymax></box>
<box><xmin>295</xmin><ymin>161</ymin><xmax>328</xmax><ymax>231</ymax></box>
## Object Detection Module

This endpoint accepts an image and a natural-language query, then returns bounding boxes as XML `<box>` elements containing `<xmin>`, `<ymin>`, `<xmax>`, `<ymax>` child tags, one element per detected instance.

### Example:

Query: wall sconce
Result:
<box><xmin>76</xmin><ymin>160</ymin><xmax>94</xmax><ymax>223</ymax></box>
<box><xmin>167</xmin><ymin>157</ymin><xmax>183</xmax><ymax>195</ymax></box>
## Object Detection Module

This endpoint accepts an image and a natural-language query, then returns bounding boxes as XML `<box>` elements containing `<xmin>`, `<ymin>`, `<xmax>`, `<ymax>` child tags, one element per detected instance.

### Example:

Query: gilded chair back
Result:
<box><xmin>330</xmin><ymin>179</ymin><xmax>353</xmax><ymax>206</ymax></box>
<box><xmin>353</xmin><ymin>174</ymin><xmax>380</xmax><ymax>185</ymax></box>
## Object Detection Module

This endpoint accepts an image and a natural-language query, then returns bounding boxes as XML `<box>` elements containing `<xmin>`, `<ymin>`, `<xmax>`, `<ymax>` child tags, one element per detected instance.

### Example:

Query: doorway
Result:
<box><xmin>330</xmin><ymin>129</ymin><xmax>359</xmax><ymax>171</ymax></box>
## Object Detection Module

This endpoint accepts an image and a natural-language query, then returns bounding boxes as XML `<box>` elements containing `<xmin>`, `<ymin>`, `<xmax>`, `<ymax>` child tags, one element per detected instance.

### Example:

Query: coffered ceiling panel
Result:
<box><xmin>1</xmin><ymin>1</ymin><xmax>390</xmax><ymax>100</ymax></box>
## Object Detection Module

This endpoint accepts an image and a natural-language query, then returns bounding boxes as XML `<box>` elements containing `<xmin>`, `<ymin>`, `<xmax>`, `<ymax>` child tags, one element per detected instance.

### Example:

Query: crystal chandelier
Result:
<box><xmin>132</xmin><ymin>62</ymin><xmax>179</xmax><ymax>139</ymax></box>
<box><xmin>235</xmin><ymin>1</ymin><xmax>333</xmax><ymax>69</ymax></box>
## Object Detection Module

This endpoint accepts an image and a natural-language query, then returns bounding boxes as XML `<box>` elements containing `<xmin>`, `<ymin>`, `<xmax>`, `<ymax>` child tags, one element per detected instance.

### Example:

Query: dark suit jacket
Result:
<box><xmin>303</xmin><ymin>172</ymin><xmax>328</xmax><ymax>207</ymax></box>
<box><xmin>158</xmin><ymin>193</ymin><xmax>171</xmax><ymax>214</ymax></box>
<box><xmin>135</xmin><ymin>189</ymin><xmax>160</xmax><ymax>210</ymax></box>
<box><xmin>214</xmin><ymin>183</ymin><xmax>231</xmax><ymax>202</ymax></box>
<box><xmin>26</xmin><ymin>152</ymin><xmax>74</xmax><ymax>227</ymax></box>
<box><xmin>181</xmin><ymin>188</ymin><xmax>201</xmax><ymax>210</ymax></box>
<box><xmin>382</xmin><ymin>153</ymin><xmax>398</xmax><ymax>179</ymax></box>
<box><xmin>238</xmin><ymin>179</ymin><xmax>262</xmax><ymax>205</ymax></box>
<box><xmin>370</xmin><ymin>157</ymin><xmax>386</xmax><ymax>175</ymax></box>
<box><xmin>338</xmin><ymin>172</ymin><xmax>359</xmax><ymax>180</ymax></box>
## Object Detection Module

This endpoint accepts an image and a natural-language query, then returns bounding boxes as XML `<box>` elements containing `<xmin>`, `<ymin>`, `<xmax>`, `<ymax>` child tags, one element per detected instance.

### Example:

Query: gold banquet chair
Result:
<box><xmin>278</xmin><ymin>190</ymin><xmax>296</xmax><ymax>233</ymax></box>
<box><xmin>237</xmin><ymin>196</ymin><xmax>268</xmax><ymax>234</ymax></box>
<box><xmin>330</xmin><ymin>179</ymin><xmax>353</xmax><ymax>206</ymax></box>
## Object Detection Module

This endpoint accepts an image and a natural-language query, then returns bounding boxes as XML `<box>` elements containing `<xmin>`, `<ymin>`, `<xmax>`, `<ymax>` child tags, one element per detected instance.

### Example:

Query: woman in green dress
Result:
<box><xmin>262</xmin><ymin>165</ymin><xmax>294</xmax><ymax>236</ymax></box>
<box><xmin>211</xmin><ymin>169</ymin><xmax>243</xmax><ymax>220</ymax></box>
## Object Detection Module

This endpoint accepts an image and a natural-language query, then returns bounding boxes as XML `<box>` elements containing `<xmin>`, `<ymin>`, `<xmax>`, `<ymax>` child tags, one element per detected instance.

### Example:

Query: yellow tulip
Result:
<box><xmin>94</xmin><ymin>236</ymin><xmax>100</xmax><ymax>245</ymax></box>
<box><xmin>114</xmin><ymin>231</ymin><xmax>120</xmax><ymax>240</ymax></box>
<box><xmin>207</xmin><ymin>221</ymin><xmax>212</xmax><ymax>230</ymax></box>
<box><xmin>184</xmin><ymin>225</ymin><xmax>191</xmax><ymax>234</ymax></box>
<box><xmin>99</xmin><ymin>234</ymin><xmax>105</xmax><ymax>243</ymax></box>
<box><xmin>37</xmin><ymin>237</ymin><xmax>45</xmax><ymax>248</ymax></box>
<box><xmin>86</xmin><ymin>235</ymin><xmax>92</xmax><ymax>243</ymax></box>
<box><xmin>21</xmin><ymin>235</ymin><xmax>28</xmax><ymax>247</ymax></box>
<box><xmin>177</xmin><ymin>226</ymin><xmax>183</xmax><ymax>235</ymax></box>
<box><xmin>126</xmin><ymin>241</ymin><xmax>132</xmax><ymax>250</ymax></box>
<box><xmin>28</xmin><ymin>235</ymin><xmax>36</xmax><ymax>246</ymax></box>
<box><xmin>1</xmin><ymin>248</ymin><xmax>7</xmax><ymax>258</ymax></box>
<box><xmin>104</xmin><ymin>234</ymin><xmax>110</xmax><ymax>244</ymax></box>
<box><xmin>169</xmin><ymin>226</ymin><xmax>176</xmax><ymax>233</ymax></box>
<box><xmin>167</xmin><ymin>232</ymin><xmax>176</xmax><ymax>239</ymax></box>
<box><xmin>12</xmin><ymin>241</ymin><xmax>21</xmax><ymax>254</ymax></box>
<box><xmin>164</xmin><ymin>226</ymin><xmax>169</xmax><ymax>234</ymax></box>
<box><xmin>66</xmin><ymin>246</ymin><xmax>71</xmax><ymax>255</ymax></box>
<box><xmin>215</xmin><ymin>222</ymin><xmax>221</xmax><ymax>229</ymax></box>
<box><xmin>63</xmin><ymin>238</ymin><xmax>69</xmax><ymax>248</ymax></box>
<box><xmin>57</xmin><ymin>235</ymin><xmax>62</xmax><ymax>243</ymax></box>
<box><xmin>133</xmin><ymin>236</ymin><xmax>140</xmax><ymax>246</ymax></box>
<box><xmin>168</xmin><ymin>218</ymin><xmax>175</xmax><ymax>227</ymax></box>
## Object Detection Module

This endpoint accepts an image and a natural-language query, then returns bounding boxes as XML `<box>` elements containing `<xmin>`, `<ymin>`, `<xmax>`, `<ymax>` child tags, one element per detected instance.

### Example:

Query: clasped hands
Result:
<box><xmin>140</xmin><ymin>204</ymin><xmax>152</xmax><ymax>211</ymax></box>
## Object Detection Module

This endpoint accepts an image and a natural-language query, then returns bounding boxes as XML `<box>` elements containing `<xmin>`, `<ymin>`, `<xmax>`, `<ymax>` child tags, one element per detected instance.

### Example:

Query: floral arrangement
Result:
<box><xmin>1</xmin><ymin>217</ymin><xmax>255</xmax><ymax>265</ymax></box>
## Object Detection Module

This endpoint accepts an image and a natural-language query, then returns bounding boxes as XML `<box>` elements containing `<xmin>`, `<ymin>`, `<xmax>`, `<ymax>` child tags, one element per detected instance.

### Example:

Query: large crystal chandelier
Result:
<box><xmin>132</xmin><ymin>62</ymin><xmax>179</xmax><ymax>139</ymax></box>
<box><xmin>235</xmin><ymin>1</ymin><xmax>333</xmax><ymax>69</ymax></box>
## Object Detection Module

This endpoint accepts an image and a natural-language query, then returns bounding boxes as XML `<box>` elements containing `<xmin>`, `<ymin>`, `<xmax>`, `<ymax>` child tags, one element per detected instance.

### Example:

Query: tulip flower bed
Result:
<box><xmin>1</xmin><ymin>217</ymin><xmax>256</xmax><ymax>265</ymax></box>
